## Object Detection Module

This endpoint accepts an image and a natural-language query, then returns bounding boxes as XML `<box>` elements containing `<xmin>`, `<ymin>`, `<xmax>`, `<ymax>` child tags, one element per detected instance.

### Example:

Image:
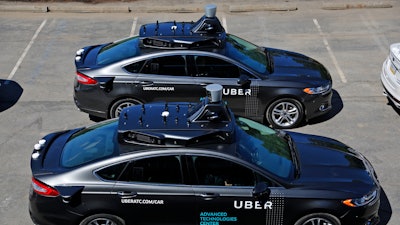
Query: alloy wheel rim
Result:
<box><xmin>271</xmin><ymin>101</ymin><xmax>299</xmax><ymax>127</ymax></box>
<box><xmin>88</xmin><ymin>218</ymin><xmax>118</xmax><ymax>225</ymax></box>
<box><xmin>301</xmin><ymin>217</ymin><xmax>334</xmax><ymax>225</ymax></box>
<box><xmin>115</xmin><ymin>102</ymin><xmax>135</xmax><ymax>117</ymax></box>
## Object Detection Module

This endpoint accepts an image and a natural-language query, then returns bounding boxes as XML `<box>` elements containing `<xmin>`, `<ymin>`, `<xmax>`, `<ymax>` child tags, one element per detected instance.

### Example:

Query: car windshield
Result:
<box><xmin>97</xmin><ymin>36</ymin><xmax>140</xmax><ymax>65</ymax></box>
<box><xmin>61</xmin><ymin>120</ymin><xmax>118</xmax><ymax>167</ymax></box>
<box><xmin>225</xmin><ymin>34</ymin><xmax>268</xmax><ymax>74</ymax></box>
<box><xmin>235</xmin><ymin>117</ymin><xmax>294</xmax><ymax>179</ymax></box>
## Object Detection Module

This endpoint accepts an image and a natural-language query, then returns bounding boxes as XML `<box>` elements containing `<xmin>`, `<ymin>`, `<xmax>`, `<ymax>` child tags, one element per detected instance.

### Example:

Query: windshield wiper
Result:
<box><xmin>264</xmin><ymin>49</ymin><xmax>274</xmax><ymax>74</ymax></box>
<box><xmin>285</xmin><ymin>132</ymin><xmax>300</xmax><ymax>178</ymax></box>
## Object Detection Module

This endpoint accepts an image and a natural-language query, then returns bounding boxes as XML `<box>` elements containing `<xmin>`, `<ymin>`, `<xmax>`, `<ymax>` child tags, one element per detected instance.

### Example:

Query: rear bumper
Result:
<box><xmin>73</xmin><ymin>80</ymin><xmax>109</xmax><ymax>119</ymax></box>
<box><xmin>74</xmin><ymin>96</ymin><xmax>108</xmax><ymax>119</ymax></box>
<box><xmin>29</xmin><ymin>189</ymin><xmax>82</xmax><ymax>225</ymax></box>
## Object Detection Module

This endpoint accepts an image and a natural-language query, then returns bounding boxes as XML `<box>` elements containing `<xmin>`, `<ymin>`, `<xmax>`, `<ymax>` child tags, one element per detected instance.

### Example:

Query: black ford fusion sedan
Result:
<box><xmin>73</xmin><ymin>5</ymin><xmax>332</xmax><ymax>129</ymax></box>
<box><xmin>31</xmin><ymin>84</ymin><xmax>379</xmax><ymax>225</ymax></box>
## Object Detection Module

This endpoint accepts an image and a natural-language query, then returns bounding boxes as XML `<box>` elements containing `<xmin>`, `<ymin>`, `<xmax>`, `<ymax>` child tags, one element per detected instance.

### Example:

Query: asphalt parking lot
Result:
<box><xmin>0</xmin><ymin>1</ymin><xmax>399</xmax><ymax>224</ymax></box>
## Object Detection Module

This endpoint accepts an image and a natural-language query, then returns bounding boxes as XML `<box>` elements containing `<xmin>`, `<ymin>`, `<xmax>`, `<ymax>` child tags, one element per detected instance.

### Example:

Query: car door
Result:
<box><xmin>123</xmin><ymin>55</ymin><xmax>201</xmax><ymax>103</ymax></box>
<box><xmin>190</xmin><ymin>55</ymin><xmax>260</xmax><ymax>117</ymax></box>
<box><xmin>100</xmin><ymin>155</ymin><xmax>196</xmax><ymax>225</ymax></box>
<box><xmin>189</xmin><ymin>155</ymin><xmax>287</xmax><ymax>225</ymax></box>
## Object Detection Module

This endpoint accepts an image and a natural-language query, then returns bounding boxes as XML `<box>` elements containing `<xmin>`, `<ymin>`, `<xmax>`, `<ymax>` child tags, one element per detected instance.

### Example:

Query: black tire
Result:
<box><xmin>79</xmin><ymin>213</ymin><xmax>125</xmax><ymax>225</ymax></box>
<box><xmin>109</xmin><ymin>98</ymin><xmax>142</xmax><ymax>118</ymax></box>
<box><xmin>266</xmin><ymin>98</ymin><xmax>303</xmax><ymax>129</ymax></box>
<box><xmin>294</xmin><ymin>213</ymin><xmax>341</xmax><ymax>225</ymax></box>
<box><xmin>89</xmin><ymin>114</ymin><xmax>105</xmax><ymax>122</ymax></box>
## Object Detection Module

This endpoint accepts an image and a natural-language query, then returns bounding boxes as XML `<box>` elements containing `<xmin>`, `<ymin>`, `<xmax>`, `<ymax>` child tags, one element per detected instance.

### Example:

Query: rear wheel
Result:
<box><xmin>266</xmin><ymin>98</ymin><xmax>303</xmax><ymax>129</ymax></box>
<box><xmin>79</xmin><ymin>214</ymin><xmax>125</xmax><ymax>225</ymax></box>
<box><xmin>109</xmin><ymin>98</ymin><xmax>142</xmax><ymax>118</ymax></box>
<box><xmin>294</xmin><ymin>213</ymin><xmax>340</xmax><ymax>225</ymax></box>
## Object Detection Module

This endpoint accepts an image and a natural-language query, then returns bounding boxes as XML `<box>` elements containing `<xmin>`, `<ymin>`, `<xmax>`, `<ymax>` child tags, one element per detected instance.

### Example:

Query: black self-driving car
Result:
<box><xmin>73</xmin><ymin>5</ymin><xmax>332</xmax><ymax>129</ymax></box>
<box><xmin>31</xmin><ymin>84</ymin><xmax>379</xmax><ymax>225</ymax></box>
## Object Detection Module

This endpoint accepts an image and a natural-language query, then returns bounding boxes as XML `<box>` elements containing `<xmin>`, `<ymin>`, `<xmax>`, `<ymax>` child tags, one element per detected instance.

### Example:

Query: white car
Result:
<box><xmin>381</xmin><ymin>43</ymin><xmax>400</xmax><ymax>108</ymax></box>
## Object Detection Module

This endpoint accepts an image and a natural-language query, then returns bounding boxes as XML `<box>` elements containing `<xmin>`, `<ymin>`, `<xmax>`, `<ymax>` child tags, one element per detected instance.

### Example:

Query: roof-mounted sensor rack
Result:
<box><xmin>117</xmin><ymin>84</ymin><xmax>235</xmax><ymax>147</ymax></box>
<box><xmin>140</xmin><ymin>36</ymin><xmax>222</xmax><ymax>49</ymax></box>
<box><xmin>139</xmin><ymin>4</ymin><xmax>226</xmax><ymax>43</ymax></box>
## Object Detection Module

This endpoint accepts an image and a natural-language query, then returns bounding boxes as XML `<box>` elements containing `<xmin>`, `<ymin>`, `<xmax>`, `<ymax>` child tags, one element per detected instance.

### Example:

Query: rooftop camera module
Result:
<box><xmin>204</xmin><ymin>4</ymin><xmax>217</xmax><ymax>18</ymax></box>
<box><xmin>206</xmin><ymin>83</ymin><xmax>223</xmax><ymax>103</ymax></box>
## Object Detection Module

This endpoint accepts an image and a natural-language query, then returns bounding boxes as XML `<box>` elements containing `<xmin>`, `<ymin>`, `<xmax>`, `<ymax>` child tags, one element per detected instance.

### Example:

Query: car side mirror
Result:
<box><xmin>237</xmin><ymin>75</ymin><xmax>251</xmax><ymax>88</ymax></box>
<box><xmin>252</xmin><ymin>182</ymin><xmax>271</xmax><ymax>199</ymax></box>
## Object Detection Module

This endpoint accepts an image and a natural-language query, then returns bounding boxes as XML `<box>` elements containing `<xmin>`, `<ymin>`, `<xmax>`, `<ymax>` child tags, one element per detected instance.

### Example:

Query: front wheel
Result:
<box><xmin>79</xmin><ymin>213</ymin><xmax>125</xmax><ymax>225</ymax></box>
<box><xmin>294</xmin><ymin>213</ymin><xmax>341</xmax><ymax>225</ymax></box>
<box><xmin>266</xmin><ymin>98</ymin><xmax>304</xmax><ymax>129</ymax></box>
<box><xmin>109</xmin><ymin>98</ymin><xmax>142</xmax><ymax>118</ymax></box>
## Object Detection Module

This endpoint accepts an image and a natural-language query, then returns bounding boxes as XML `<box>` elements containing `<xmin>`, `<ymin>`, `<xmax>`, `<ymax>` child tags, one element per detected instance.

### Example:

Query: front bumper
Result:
<box><xmin>340</xmin><ymin>190</ymin><xmax>381</xmax><ymax>225</ymax></box>
<box><xmin>303</xmin><ymin>89</ymin><xmax>333</xmax><ymax>120</ymax></box>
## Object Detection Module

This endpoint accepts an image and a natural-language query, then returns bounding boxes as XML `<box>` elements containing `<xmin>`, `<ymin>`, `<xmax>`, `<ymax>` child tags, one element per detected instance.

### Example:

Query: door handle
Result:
<box><xmin>117</xmin><ymin>191</ymin><xmax>137</xmax><ymax>198</ymax></box>
<box><xmin>200</xmin><ymin>193</ymin><xmax>220</xmax><ymax>200</ymax></box>
<box><xmin>139</xmin><ymin>81</ymin><xmax>153</xmax><ymax>86</ymax></box>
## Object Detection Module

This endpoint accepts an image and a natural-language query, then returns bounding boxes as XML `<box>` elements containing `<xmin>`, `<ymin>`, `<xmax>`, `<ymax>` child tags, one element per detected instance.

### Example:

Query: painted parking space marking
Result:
<box><xmin>313</xmin><ymin>18</ymin><xmax>347</xmax><ymax>83</ymax></box>
<box><xmin>130</xmin><ymin>16</ymin><xmax>138</xmax><ymax>37</ymax></box>
<box><xmin>360</xmin><ymin>13</ymin><xmax>389</xmax><ymax>58</ymax></box>
<box><xmin>7</xmin><ymin>19</ymin><xmax>47</xmax><ymax>81</ymax></box>
<box><xmin>222</xmin><ymin>16</ymin><xmax>228</xmax><ymax>33</ymax></box>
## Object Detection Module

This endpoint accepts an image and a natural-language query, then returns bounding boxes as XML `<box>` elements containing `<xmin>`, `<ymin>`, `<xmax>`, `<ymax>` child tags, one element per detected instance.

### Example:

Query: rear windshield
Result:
<box><xmin>61</xmin><ymin>120</ymin><xmax>118</xmax><ymax>168</ymax></box>
<box><xmin>97</xmin><ymin>36</ymin><xmax>140</xmax><ymax>65</ymax></box>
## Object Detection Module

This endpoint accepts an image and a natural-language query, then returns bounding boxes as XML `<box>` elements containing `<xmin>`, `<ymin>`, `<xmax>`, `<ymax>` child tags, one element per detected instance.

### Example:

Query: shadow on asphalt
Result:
<box><xmin>0</xmin><ymin>79</ymin><xmax>23</xmax><ymax>112</ymax></box>
<box><xmin>305</xmin><ymin>89</ymin><xmax>343</xmax><ymax>127</ymax></box>
<box><xmin>378</xmin><ymin>188</ymin><xmax>392</xmax><ymax>225</ymax></box>
<box><xmin>386</xmin><ymin>98</ymin><xmax>400</xmax><ymax>116</ymax></box>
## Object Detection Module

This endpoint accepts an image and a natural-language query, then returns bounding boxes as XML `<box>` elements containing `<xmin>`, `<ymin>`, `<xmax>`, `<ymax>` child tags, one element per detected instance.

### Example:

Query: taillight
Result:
<box><xmin>31</xmin><ymin>177</ymin><xmax>59</xmax><ymax>197</ymax></box>
<box><xmin>76</xmin><ymin>72</ymin><xmax>98</xmax><ymax>85</ymax></box>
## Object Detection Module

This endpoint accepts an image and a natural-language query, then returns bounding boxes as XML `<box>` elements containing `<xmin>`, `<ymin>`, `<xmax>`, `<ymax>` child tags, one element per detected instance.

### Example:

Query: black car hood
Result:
<box><xmin>266</xmin><ymin>47</ymin><xmax>331</xmax><ymax>81</ymax></box>
<box><xmin>288</xmin><ymin>131</ymin><xmax>376</xmax><ymax>193</ymax></box>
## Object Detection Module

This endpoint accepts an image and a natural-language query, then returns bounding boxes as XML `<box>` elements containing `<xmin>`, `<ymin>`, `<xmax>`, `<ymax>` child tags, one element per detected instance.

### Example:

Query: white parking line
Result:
<box><xmin>222</xmin><ymin>16</ymin><xmax>228</xmax><ymax>33</ymax></box>
<box><xmin>130</xmin><ymin>17</ymin><xmax>138</xmax><ymax>37</ymax></box>
<box><xmin>7</xmin><ymin>19</ymin><xmax>47</xmax><ymax>81</ymax></box>
<box><xmin>313</xmin><ymin>18</ymin><xmax>347</xmax><ymax>83</ymax></box>
<box><xmin>360</xmin><ymin>14</ymin><xmax>389</xmax><ymax>57</ymax></box>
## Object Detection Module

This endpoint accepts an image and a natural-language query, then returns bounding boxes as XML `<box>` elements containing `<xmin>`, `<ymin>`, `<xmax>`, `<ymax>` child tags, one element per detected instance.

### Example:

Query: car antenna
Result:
<box><xmin>138</xmin><ymin>116</ymin><xmax>143</xmax><ymax>126</ymax></box>
<box><xmin>155</xmin><ymin>20</ymin><xmax>159</xmax><ymax>35</ymax></box>
<box><xmin>172</xmin><ymin>20</ymin><xmax>177</xmax><ymax>35</ymax></box>
<box><xmin>141</xmin><ymin>104</ymin><xmax>145</xmax><ymax>113</ymax></box>
<box><xmin>124</xmin><ymin>111</ymin><xmax>128</xmax><ymax>120</ymax></box>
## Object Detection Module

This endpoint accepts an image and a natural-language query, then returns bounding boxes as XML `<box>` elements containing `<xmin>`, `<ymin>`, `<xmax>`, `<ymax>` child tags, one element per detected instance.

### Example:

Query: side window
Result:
<box><xmin>192</xmin><ymin>156</ymin><xmax>255</xmax><ymax>186</ymax></box>
<box><xmin>141</xmin><ymin>56</ymin><xmax>187</xmax><ymax>76</ymax></box>
<box><xmin>96</xmin><ymin>162</ymin><xmax>129</xmax><ymax>181</ymax></box>
<box><xmin>124</xmin><ymin>60</ymin><xmax>146</xmax><ymax>73</ymax></box>
<box><xmin>194</xmin><ymin>56</ymin><xmax>240</xmax><ymax>78</ymax></box>
<box><xmin>119</xmin><ymin>155</ymin><xmax>183</xmax><ymax>184</ymax></box>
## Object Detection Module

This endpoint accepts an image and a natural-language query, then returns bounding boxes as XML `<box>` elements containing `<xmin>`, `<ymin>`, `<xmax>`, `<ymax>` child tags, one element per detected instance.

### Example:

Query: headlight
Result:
<box><xmin>303</xmin><ymin>83</ymin><xmax>331</xmax><ymax>95</ymax></box>
<box><xmin>342</xmin><ymin>189</ymin><xmax>378</xmax><ymax>207</ymax></box>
